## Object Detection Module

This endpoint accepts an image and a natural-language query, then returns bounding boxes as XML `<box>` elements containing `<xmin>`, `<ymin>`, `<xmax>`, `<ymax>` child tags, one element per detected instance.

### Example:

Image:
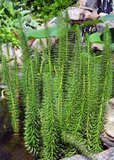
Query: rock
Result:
<box><xmin>14</xmin><ymin>47</ymin><xmax>23</xmax><ymax>67</ymax></box>
<box><xmin>1</xmin><ymin>43</ymin><xmax>15</xmax><ymax>60</ymax></box>
<box><xmin>91</xmin><ymin>10</ymin><xmax>99</xmax><ymax>19</ymax></box>
<box><xmin>67</xmin><ymin>7</ymin><xmax>99</xmax><ymax>21</ymax></box>
<box><xmin>101</xmin><ymin>133</ymin><xmax>114</xmax><ymax>148</ymax></box>
<box><xmin>0</xmin><ymin>84</ymin><xmax>7</xmax><ymax>89</ymax></box>
<box><xmin>48</xmin><ymin>7</ymin><xmax>84</xmax><ymax>22</ymax></box>
<box><xmin>97</xmin><ymin>147</ymin><xmax>114</xmax><ymax>160</ymax></box>
<box><xmin>100</xmin><ymin>98</ymin><xmax>114</xmax><ymax>148</ymax></box>
<box><xmin>99</xmin><ymin>13</ymin><xmax>108</xmax><ymax>17</ymax></box>
<box><xmin>62</xmin><ymin>155</ymin><xmax>87</xmax><ymax>160</ymax></box>
<box><xmin>62</xmin><ymin>148</ymin><xmax>114</xmax><ymax>160</ymax></box>
<box><xmin>67</xmin><ymin>7</ymin><xmax>84</xmax><ymax>20</ymax></box>
<box><xmin>92</xmin><ymin>43</ymin><xmax>104</xmax><ymax>51</ymax></box>
<box><xmin>1</xmin><ymin>43</ymin><xmax>22</xmax><ymax>67</ymax></box>
<box><xmin>49</xmin><ymin>17</ymin><xmax>58</xmax><ymax>26</ymax></box>
<box><xmin>104</xmin><ymin>98</ymin><xmax>114</xmax><ymax>139</ymax></box>
<box><xmin>30</xmin><ymin>37</ymin><xmax>57</xmax><ymax>52</ymax></box>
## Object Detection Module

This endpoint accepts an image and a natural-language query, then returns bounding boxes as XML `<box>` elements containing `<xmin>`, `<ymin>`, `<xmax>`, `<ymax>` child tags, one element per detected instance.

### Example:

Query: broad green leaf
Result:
<box><xmin>26</xmin><ymin>25</ymin><xmax>64</xmax><ymax>39</ymax></box>
<box><xmin>89</xmin><ymin>33</ymin><xmax>102</xmax><ymax>43</ymax></box>
<box><xmin>99</xmin><ymin>14</ymin><xmax>114</xmax><ymax>22</ymax></box>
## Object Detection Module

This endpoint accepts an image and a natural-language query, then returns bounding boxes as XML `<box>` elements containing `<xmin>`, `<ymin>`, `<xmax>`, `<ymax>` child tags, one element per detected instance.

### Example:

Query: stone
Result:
<box><xmin>67</xmin><ymin>7</ymin><xmax>84</xmax><ymax>20</ymax></box>
<box><xmin>99</xmin><ymin>13</ymin><xmax>108</xmax><ymax>17</ymax></box>
<box><xmin>92</xmin><ymin>43</ymin><xmax>104</xmax><ymax>51</ymax></box>
<box><xmin>0</xmin><ymin>84</ymin><xmax>7</xmax><ymax>89</ymax></box>
<box><xmin>62</xmin><ymin>155</ymin><xmax>87</xmax><ymax>160</ymax></box>
<box><xmin>101</xmin><ymin>133</ymin><xmax>114</xmax><ymax>148</ymax></box>
<box><xmin>49</xmin><ymin>17</ymin><xmax>58</xmax><ymax>26</ymax></box>
<box><xmin>96</xmin><ymin>147</ymin><xmax>114</xmax><ymax>160</ymax></box>
<box><xmin>105</xmin><ymin>98</ymin><xmax>114</xmax><ymax>138</ymax></box>
<box><xmin>62</xmin><ymin>148</ymin><xmax>114</xmax><ymax>160</ymax></box>
<box><xmin>30</xmin><ymin>37</ymin><xmax>57</xmax><ymax>52</ymax></box>
<box><xmin>1</xmin><ymin>43</ymin><xmax>15</xmax><ymax>60</ymax></box>
<box><xmin>1</xmin><ymin>43</ymin><xmax>22</xmax><ymax>67</ymax></box>
<box><xmin>100</xmin><ymin>98</ymin><xmax>114</xmax><ymax>148</ymax></box>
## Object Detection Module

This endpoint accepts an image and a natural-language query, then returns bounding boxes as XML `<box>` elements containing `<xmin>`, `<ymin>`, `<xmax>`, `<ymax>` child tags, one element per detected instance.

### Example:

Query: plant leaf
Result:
<box><xmin>99</xmin><ymin>14</ymin><xmax>114</xmax><ymax>22</ymax></box>
<box><xmin>89</xmin><ymin>33</ymin><xmax>102</xmax><ymax>43</ymax></box>
<box><xmin>26</xmin><ymin>25</ymin><xmax>62</xmax><ymax>39</ymax></box>
<box><xmin>80</xmin><ymin>19</ymin><xmax>102</xmax><ymax>28</ymax></box>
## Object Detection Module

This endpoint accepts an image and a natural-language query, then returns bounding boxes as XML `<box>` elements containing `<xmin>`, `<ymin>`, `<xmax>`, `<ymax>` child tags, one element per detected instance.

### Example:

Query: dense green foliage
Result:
<box><xmin>17</xmin><ymin>0</ymin><xmax>76</xmax><ymax>20</ymax></box>
<box><xmin>0</xmin><ymin>0</ymin><xmax>77</xmax><ymax>46</ymax></box>
<box><xmin>1</xmin><ymin>20</ymin><xmax>113</xmax><ymax>160</ymax></box>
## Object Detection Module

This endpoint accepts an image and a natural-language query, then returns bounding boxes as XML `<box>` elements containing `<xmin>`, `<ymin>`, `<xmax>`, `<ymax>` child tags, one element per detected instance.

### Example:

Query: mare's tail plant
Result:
<box><xmin>1</xmin><ymin>45</ymin><xmax>20</xmax><ymax>134</ymax></box>
<box><xmin>83</xmin><ymin>34</ymin><xmax>101</xmax><ymax>152</ymax></box>
<box><xmin>41</xmin><ymin>38</ymin><xmax>60</xmax><ymax>160</ymax></box>
<box><xmin>19</xmin><ymin>29</ymin><xmax>41</xmax><ymax>156</ymax></box>
<box><xmin>63</xmin><ymin>26</ymin><xmax>86</xmax><ymax>141</ymax></box>
<box><xmin>91</xmin><ymin>25</ymin><xmax>113</xmax><ymax>152</ymax></box>
<box><xmin>24</xmin><ymin>59</ymin><xmax>41</xmax><ymax>156</ymax></box>
<box><xmin>0</xmin><ymin>17</ymin><xmax>113</xmax><ymax>160</ymax></box>
<box><xmin>54</xmin><ymin>16</ymin><xmax>69</xmax><ymax>129</ymax></box>
<box><xmin>62</xmin><ymin>25</ymin><xmax>113</xmax><ymax>154</ymax></box>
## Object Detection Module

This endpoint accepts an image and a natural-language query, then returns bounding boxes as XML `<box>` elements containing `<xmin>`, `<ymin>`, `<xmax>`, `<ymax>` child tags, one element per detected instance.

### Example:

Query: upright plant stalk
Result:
<box><xmin>89</xmin><ymin>55</ymin><xmax>103</xmax><ymax>152</ymax></box>
<box><xmin>18</xmin><ymin>28</ymin><xmax>41</xmax><ymax>156</ymax></box>
<box><xmin>93</xmin><ymin>26</ymin><xmax>112</xmax><ymax>152</ymax></box>
<box><xmin>54</xmin><ymin>18</ymin><xmax>69</xmax><ymax>129</ymax></box>
<box><xmin>24</xmin><ymin>59</ymin><xmax>41</xmax><ymax>156</ymax></box>
<box><xmin>82</xmin><ymin>34</ymin><xmax>103</xmax><ymax>152</ymax></box>
<box><xmin>1</xmin><ymin>53</ymin><xmax>19</xmax><ymax>134</ymax></box>
<box><xmin>63</xmin><ymin>26</ymin><xmax>84</xmax><ymax>138</ymax></box>
<box><xmin>72</xmin><ymin>52</ymin><xmax>87</xmax><ymax>138</ymax></box>
<box><xmin>41</xmin><ymin>39</ymin><xmax>59</xmax><ymax>160</ymax></box>
<box><xmin>19</xmin><ymin>26</ymin><xmax>32</xmax><ymax>104</ymax></box>
<box><xmin>85</xmin><ymin>34</ymin><xmax>95</xmax><ymax>150</ymax></box>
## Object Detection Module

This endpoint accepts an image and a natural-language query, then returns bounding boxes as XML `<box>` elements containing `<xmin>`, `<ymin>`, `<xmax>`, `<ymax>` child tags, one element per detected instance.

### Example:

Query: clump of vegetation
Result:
<box><xmin>19</xmin><ymin>0</ymin><xmax>77</xmax><ymax>20</ymax></box>
<box><xmin>1</xmin><ymin>18</ymin><xmax>113</xmax><ymax>160</ymax></box>
<box><xmin>0</xmin><ymin>0</ymin><xmax>77</xmax><ymax>47</ymax></box>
